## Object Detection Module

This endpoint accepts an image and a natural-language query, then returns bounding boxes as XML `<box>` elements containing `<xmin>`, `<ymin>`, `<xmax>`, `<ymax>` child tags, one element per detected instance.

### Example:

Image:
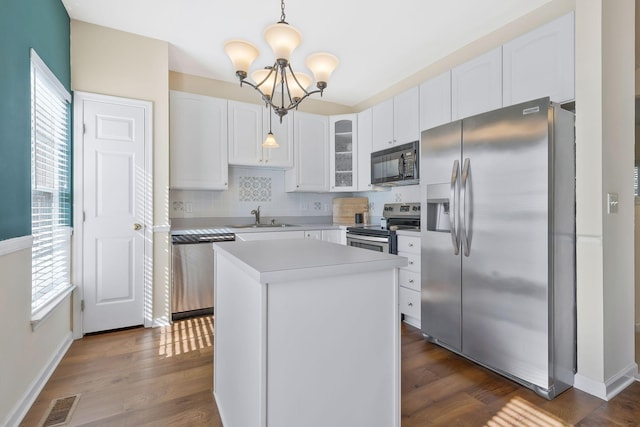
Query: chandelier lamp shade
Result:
<box><xmin>223</xmin><ymin>0</ymin><xmax>339</xmax><ymax>127</ymax></box>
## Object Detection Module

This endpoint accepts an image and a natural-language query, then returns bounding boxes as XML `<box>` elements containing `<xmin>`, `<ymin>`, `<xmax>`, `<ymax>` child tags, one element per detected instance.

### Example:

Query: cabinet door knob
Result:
<box><xmin>409</xmin><ymin>279</ymin><xmax>414</xmax><ymax>283</ymax></box>
<box><xmin>408</xmin><ymin>302</ymin><xmax>413</xmax><ymax>307</ymax></box>
<box><xmin>409</xmin><ymin>261</ymin><xmax>414</xmax><ymax>265</ymax></box>
<box><xmin>408</xmin><ymin>243</ymin><xmax>414</xmax><ymax>247</ymax></box>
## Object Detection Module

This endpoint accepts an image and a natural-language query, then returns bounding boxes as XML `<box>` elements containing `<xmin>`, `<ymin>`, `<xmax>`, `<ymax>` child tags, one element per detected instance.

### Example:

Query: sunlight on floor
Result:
<box><xmin>485</xmin><ymin>396</ymin><xmax>567</xmax><ymax>427</ymax></box>
<box><xmin>158</xmin><ymin>315</ymin><xmax>214</xmax><ymax>357</ymax></box>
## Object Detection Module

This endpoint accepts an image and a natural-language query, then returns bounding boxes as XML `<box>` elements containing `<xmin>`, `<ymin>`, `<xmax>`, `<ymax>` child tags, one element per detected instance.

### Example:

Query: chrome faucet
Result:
<box><xmin>250</xmin><ymin>206</ymin><xmax>261</xmax><ymax>224</ymax></box>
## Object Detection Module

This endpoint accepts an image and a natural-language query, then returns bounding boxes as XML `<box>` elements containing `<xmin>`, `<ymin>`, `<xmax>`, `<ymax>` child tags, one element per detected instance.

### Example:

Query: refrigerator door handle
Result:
<box><xmin>449</xmin><ymin>160</ymin><xmax>460</xmax><ymax>255</ymax></box>
<box><xmin>461</xmin><ymin>157</ymin><xmax>472</xmax><ymax>257</ymax></box>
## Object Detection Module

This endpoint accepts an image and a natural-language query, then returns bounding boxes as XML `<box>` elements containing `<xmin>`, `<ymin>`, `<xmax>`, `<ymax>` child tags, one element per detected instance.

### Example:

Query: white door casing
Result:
<box><xmin>73</xmin><ymin>92</ymin><xmax>152</xmax><ymax>335</ymax></box>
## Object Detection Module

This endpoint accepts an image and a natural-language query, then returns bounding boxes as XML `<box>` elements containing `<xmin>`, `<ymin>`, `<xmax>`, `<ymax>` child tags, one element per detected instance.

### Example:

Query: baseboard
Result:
<box><xmin>3</xmin><ymin>332</ymin><xmax>73</xmax><ymax>427</ymax></box>
<box><xmin>153</xmin><ymin>316</ymin><xmax>171</xmax><ymax>328</ymax></box>
<box><xmin>574</xmin><ymin>362</ymin><xmax>638</xmax><ymax>401</ymax></box>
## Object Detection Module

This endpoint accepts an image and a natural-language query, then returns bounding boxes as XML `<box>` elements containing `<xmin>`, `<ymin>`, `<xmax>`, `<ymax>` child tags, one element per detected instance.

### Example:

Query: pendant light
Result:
<box><xmin>263</xmin><ymin>106</ymin><xmax>279</xmax><ymax>148</ymax></box>
<box><xmin>224</xmin><ymin>0</ymin><xmax>339</xmax><ymax>122</ymax></box>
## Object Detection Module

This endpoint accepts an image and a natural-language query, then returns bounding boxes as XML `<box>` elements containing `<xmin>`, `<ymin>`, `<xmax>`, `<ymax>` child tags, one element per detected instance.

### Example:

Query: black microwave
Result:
<box><xmin>371</xmin><ymin>141</ymin><xmax>419</xmax><ymax>186</ymax></box>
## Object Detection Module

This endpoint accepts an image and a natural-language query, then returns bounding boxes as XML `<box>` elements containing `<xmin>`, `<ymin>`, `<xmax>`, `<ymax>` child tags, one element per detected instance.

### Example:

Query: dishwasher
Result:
<box><xmin>171</xmin><ymin>229</ymin><xmax>235</xmax><ymax>320</ymax></box>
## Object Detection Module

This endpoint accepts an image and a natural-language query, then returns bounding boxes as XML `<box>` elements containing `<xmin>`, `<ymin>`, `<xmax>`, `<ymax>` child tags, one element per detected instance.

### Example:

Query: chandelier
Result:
<box><xmin>224</xmin><ymin>0</ymin><xmax>339</xmax><ymax>147</ymax></box>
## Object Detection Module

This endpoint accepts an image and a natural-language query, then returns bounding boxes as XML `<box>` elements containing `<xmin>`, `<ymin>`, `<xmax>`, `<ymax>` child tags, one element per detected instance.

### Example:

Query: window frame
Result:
<box><xmin>30</xmin><ymin>48</ymin><xmax>74</xmax><ymax>323</ymax></box>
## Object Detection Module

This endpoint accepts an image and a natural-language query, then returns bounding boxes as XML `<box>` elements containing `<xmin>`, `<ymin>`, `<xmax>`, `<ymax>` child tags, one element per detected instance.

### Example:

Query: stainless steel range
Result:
<box><xmin>346</xmin><ymin>203</ymin><xmax>420</xmax><ymax>254</ymax></box>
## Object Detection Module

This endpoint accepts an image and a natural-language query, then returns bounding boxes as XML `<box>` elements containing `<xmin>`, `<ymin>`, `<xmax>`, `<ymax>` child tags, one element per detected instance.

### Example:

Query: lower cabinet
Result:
<box><xmin>322</xmin><ymin>229</ymin><xmax>346</xmax><ymax>245</ymax></box>
<box><xmin>397</xmin><ymin>233</ymin><xmax>421</xmax><ymax>328</ymax></box>
<box><xmin>235</xmin><ymin>231</ymin><xmax>305</xmax><ymax>241</ymax></box>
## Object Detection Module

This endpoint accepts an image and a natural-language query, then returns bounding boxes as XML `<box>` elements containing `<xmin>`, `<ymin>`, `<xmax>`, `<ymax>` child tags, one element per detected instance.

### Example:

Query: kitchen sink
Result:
<box><xmin>227</xmin><ymin>223</ymin><xmax>299</xmax><ymax>229</ymax></box>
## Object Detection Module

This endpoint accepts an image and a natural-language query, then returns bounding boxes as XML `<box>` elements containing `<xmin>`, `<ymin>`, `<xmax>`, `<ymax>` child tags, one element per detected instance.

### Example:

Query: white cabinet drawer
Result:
<box><xmin>399</xmin><ymin>270</ymin><xmax>420</xmax><ymax>292</ymax></box>
<box><xmin>397</xmin><ymin>235</ymin><xmax>420</xmax><ymax>254</ymax></box>
<box><xmin>399</xmin><ymin>287</ymin><xmax>420</xmax><ymax>320</ymax></box>
<box><xmin>398</xmin><ymin>251</ymin><xmax>420</xmax><ymax>273</ymax></box>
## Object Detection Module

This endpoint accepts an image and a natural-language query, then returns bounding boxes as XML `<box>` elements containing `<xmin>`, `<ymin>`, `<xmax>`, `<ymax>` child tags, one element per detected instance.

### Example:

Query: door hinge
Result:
<box><xmin>83</xmin><ymin>211</ymin><xmax>86</xmax><ymax>222</ymax></box>
<box><xmin>81</xmin><ymin>299</ymin><xmax>85</xmax><ymax>312</ymax></box>
<box><xmin>83</xmin><ymin>123</ymin><xmax>86</xmax><ymax>134</ymax></box>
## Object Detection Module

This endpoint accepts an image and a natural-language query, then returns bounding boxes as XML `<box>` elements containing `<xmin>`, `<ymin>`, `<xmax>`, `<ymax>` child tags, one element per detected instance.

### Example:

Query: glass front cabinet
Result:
<box><xmin>329</xmin><ymin>114</ymin><xmax>358</xmax><ymax>192</ymax></box>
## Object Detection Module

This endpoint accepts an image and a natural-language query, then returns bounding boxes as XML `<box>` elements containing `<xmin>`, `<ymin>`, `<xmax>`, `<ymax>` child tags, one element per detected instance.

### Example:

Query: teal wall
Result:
<box><xmin>0</xmin><ymin>0</ymin><xmax>70</xmax><ymax>241</ymax></box>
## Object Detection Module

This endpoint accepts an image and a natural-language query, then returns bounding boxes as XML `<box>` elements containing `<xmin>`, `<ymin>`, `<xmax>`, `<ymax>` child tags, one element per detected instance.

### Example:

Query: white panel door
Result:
<box><xmin>357</xmin><ymin>108</ymin><xmax>373</xmax><ymax>191</ymax></box>
<box><xmin>82</xmin><ymin>98</ymin><xmax>147</xmax><ymax>333</ymax></box>
<box><xmin>228</xmin><ymin>100</ymin><xmax>263</xmax><ymax>166</ymax></box>
<box><xmin>451</xmin><ymin>47</ymin><xmax>502</xmax><ymax>120</ymax></box>
<box><xmin>502</xmin><ymin>12</ymin><xmax>574</xmax><ymax>106</ymax></box>
<box><xmin>420</xmin><ymin>71</ymin><xmax>452</xmax><ymax>131</ymax></box>
<box><xmin>393</xmin><ymin>86</ymin><xmax>420</xmax><ymax>145</ymax></box>
<box><xmin>170</xmin><ymin>91</ymin><xmax>228</xmax><ymax>190</ymax></box>
<box><xmin>286</xmin><ymin>112</ymin><xmax>329</xmax><ymax>192</ymax></box>
<box><xmin>263</xmin><ymin>107</ymin><xmax>294</xmax><ymax>168</ymax></box>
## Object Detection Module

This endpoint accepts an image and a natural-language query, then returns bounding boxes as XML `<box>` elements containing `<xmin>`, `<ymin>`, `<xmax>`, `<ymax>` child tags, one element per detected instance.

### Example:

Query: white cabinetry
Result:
<box><xmin>397</xmin><ymin>233</ymin><xmax>421</xmax><ymax>328</ymax></box>
<box><xmin>228</xmin><ymin>100</ymin><xmax>293</xmax><ymax>168</ymax></box>
<box><xmin>372</xmin><ymin>86</ymin><xmax>420</xmax><ymax>152</ymax></box>
<box><xmin>286</xmin><ymin>111</ymin><xmax>329</xmax><ymax>192</ymax></box>
<box><xmin>502</xmin><ymin>12</ymin><xmax>574</xmax><ymax>106</ymax></box>
<box><xmin>235</xmin><ymin>230</ymin><xmax>305</xmax><ymax>241</ymax></box>
<box><xmin>357</xmin><ymin>108</ymin><xmax>373</xmax><ymax>191</ymax></box>
<box><xmin>321</xmin><ymin>229</ymin><xmax>346</xmax><ymax>244</ymax></box>
<box><xmin>330</xmin><ymin>114</ymin><xmax>358</xmax><ymax>192</ymax></box>
<box><xmin>169</xmin><ymin>90</ymin><xmax>228</xmax><ymax>190</ymax></box>
<box><xmin>420</xmin><ymin>71</ymin><xmax>452</xmax><ymax>131</ymax></box>
<box><xmin>304</xmin><ymin>230</ymin><xmax>322</xmax><ymax>240</ymax></box>
<box><xmin>451</xmin><ymin>47</ymin><xmax>502</xmax><ymax>120</ymax></box>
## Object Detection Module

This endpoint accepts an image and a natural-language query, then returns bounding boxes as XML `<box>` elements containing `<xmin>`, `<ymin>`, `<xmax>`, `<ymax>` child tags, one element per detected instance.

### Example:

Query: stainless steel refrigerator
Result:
<box><xmin>420</xmin><ymin>97</ymin><xmax>575</xmax><ymax>399</ymax></box>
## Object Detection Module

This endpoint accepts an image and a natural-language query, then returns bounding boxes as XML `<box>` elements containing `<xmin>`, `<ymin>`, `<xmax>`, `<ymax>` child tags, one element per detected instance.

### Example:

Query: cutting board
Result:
<box><xmin>333</xmin><ymin>197</ymin><xmax>369</xmax><ymax>225</ymax></box>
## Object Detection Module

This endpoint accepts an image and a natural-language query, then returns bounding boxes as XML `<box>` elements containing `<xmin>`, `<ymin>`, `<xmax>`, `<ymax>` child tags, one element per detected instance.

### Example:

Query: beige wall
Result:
<box><xmin>169</xmin><ymin>71</ymin><xmax>354</xmax><ymax>115</ymax></box>
<box><xmin>0</xmin><ymin>245</ymin><xmax>72</xmax><ymax>425</ymax></box>
<box><xmin>70</xmin><ymin>20</ymin><xmax>172</xmax><ymax>324</ymax></box>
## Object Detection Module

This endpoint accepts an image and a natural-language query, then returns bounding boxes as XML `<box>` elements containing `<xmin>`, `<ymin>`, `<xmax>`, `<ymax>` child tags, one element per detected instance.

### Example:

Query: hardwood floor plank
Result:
<box><xmin>19</xmin><ymin>317</ymin><xmax>640</xmax><ymax>427</ymax></box>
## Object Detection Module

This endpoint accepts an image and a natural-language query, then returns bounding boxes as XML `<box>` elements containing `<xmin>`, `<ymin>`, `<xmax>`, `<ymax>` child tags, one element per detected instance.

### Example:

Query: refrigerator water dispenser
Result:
<box><xmin>426</xmin><ymin>183</ymin><xmax>451</xmax><ymax>232</ymax></box>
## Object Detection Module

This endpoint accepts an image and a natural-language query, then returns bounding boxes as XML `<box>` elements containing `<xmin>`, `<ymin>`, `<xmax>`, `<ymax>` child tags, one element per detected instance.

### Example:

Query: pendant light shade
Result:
<box><xmin>306</xmin><ymin>52</ymin><xmax>339</xmax><ymax>87</ymax></box>
<box><xmin>263</xmin><ymin>131</ymin><xmax>279</xmax><ymax>148</ymax></box>
<box><xmin>223</xmin><ymin>39</ymin><xmax>259</xmax><ymax>77</ymax></box>
<box><xmin>286</xmin><ymin>71</ymin><xmax>312</xmax><ymax>100</ymax></box>
<box><xmin>263</xmin><ymin>22</ymin><xmax>302</xmax><ymax>63</ymax></box>
<box><xmin>251</xmin><ymin>68</ymin><xmax>277</xmax><ymax>98</ymax></box>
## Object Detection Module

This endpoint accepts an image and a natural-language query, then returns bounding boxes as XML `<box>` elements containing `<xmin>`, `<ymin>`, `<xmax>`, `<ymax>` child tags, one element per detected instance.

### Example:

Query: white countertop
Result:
<box><xmin>213</xmin><ymin>238</ymin><xmax>407</xmax><ymax>284</ymax></box>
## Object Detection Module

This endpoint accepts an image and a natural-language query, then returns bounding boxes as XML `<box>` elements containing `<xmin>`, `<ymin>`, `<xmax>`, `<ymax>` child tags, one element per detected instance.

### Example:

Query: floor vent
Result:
<box><xmin>38</xmin><ymin>394</ymin><xmax>80</xmax><ymax>427</ymax></box>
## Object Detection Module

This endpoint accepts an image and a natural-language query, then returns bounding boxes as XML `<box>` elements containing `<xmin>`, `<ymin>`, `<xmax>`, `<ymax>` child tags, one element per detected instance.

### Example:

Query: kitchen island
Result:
<box><xmin>212</xmin><ymin>238</ymin><xmax>407</xmax><ymax>427</ymax></box>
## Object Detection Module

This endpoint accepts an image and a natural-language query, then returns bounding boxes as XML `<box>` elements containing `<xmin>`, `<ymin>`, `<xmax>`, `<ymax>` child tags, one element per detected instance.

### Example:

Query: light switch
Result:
<box><xmin>607</xmin><ymin>193</ymin><xmax>619</xmax><ymax>214</ymax></box>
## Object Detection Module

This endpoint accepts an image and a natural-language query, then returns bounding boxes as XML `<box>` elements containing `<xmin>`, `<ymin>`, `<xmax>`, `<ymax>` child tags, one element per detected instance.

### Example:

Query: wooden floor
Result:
<box><xmin>21</xmin><ymin>317</ymin><xmax>640</xmax><ymax>427</ymax></box>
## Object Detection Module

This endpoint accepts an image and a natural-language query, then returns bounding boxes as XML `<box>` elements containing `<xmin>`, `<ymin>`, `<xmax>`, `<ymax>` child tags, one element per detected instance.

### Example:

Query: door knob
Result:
<box><xmin>134</xmin><ymin>223</ymin><xmax>142</xmax><ymax>230</ymax></box>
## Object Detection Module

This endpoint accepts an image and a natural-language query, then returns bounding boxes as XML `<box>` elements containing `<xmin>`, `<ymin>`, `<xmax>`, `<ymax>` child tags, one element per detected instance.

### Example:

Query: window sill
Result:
<box><xmin>31</xmin><ymin>284</ymin><xmax>76</xmax><ymax>332</ymax></box>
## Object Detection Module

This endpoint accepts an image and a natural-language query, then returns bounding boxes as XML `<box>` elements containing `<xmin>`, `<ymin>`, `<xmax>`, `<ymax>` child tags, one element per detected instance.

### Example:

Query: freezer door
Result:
<box><xmin>420</xmin><ymin>121</ymin><xmax>463</xmax><ymax>351</ymax></box>
<box><xmin>460</xmin><ymin>98</ymin><xmax>551</xmax><ymax>388</ymax></box>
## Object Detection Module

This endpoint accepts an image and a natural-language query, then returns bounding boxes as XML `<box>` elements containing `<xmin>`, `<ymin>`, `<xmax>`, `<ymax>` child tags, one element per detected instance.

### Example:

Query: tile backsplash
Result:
<box><xmin>170</xmin><ymin>166</ymin><xmax>421</xmax><ymax>221</ymax></box>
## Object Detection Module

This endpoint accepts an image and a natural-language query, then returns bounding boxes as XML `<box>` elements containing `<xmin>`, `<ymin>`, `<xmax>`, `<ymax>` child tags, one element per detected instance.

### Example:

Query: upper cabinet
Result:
<box><xmin>451</xmin><ymin>47</ymin><xmax>502</xmax><ymax>120</ymax></box>
<box><xmin>285</xmin><ymin>112</ymin><xmax>329</xmax><ymax>192</ymax></box>
<box><xmin>329</xmin><ymin>114</ymin><xmax>358</xmax><ymax>192</ymax></box>
<box><xmin>228</xmin><ymin>100</ymin><xmax>293</xmax><ymax>168</ymax></box>
<box><xmin>357</xmin><ymin>108</ymin><xmax>373</xmax><ymax>192</ymax></box>
<box><xmin>420</xmin><ymin>71</ymin><xmax>452</xmax><ymax>131</ymax></box>
<box><xmin>170</xmin><ymin>91</ymin><xmax>228</xmax><ymax>190</ymax></box>
<box><xmin>372</xmin><ymin>86</ymin><xmax>420</xmax><ymax>152</ymax></box>
<box><xmin>502</xmin><ymin>12</ymin><xmax>574</xmax><ymax>106</ymax></box>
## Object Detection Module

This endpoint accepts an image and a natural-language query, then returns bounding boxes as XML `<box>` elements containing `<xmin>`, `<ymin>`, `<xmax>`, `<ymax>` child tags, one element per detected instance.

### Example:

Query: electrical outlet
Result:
<box><xmin>172</xmin><ymin>201</ymin><xmax>184</xmax><ymax>218</ymax></box>
<box><xmin>300</xmin><ymin>202</ymin><xmax>308</xmax><ymax>211</ymax></box>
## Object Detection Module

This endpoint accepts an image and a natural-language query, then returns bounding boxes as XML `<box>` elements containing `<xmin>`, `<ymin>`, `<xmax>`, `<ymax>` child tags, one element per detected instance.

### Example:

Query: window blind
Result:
<box><xmin>30</xmin><ymin>49</ymin><xmax>72</xmax><ymax>314</ymax></box>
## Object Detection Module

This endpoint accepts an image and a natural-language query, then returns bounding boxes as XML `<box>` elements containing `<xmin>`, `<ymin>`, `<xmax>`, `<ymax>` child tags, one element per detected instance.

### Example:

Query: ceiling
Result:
<box><xmin>61</xmin><ymin>0</ymin><xmax>554</xmax><ymax>107</ymax></box>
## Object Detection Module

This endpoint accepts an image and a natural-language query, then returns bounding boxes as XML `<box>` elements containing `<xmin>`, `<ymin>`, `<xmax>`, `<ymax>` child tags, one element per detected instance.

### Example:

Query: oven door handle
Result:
<box><xmin>346</xmin><ymin>234</ymin><xmax>390</xmax><ymax>243</ymax></box>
